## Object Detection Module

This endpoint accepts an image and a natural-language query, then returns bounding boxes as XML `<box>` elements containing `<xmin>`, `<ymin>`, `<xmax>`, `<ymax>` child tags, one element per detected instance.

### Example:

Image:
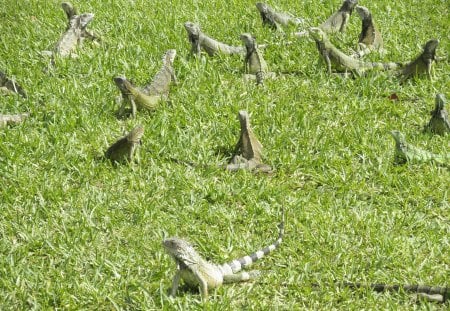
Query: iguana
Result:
<box><xmin>114</xmin><ymin>76</ymin><xmax>161</xmax><ymax>118</ymax></box>
<box><xmin>142</xmin><ymin>49</ymin><xmax>177</xmax><ymax>97</ymax></box>
<box><xmin>0</xmin><ymin>113</ymin><xmax>29</xmax><ymax>127</ymax></box>
<box><xmin>398</xmin><ymin>39</ymin><xmax>439</xmax><ymax>82</ymax></box>
<box><xmin>308</xmin><ymin>27</ymin><xmax>400</xmax><ymax>75</ymax></box>
<box><xmin>390</xmin><ymin>130</ymin><xmax>450</xmax><ymax>165</ymax></box>
<box><xmin>320</xmin><ymin>0</ymin><xmax>358</xmax><ymax>33</ymax></box>
<box><xmin>61</xmin><ymin>2</ymin><xmax>99</xmax><ymax>42</ymax></box>
<box><xmin>240</xmin><ymin>33</ymin><xmax>274</xmax><ymax>85</ymax></box>
<box><xmin>0</xmin><ymin>71</ymin><xmax>27</xmax><ymax>98</ymax></box>
<box><xmin>226</xmin><ymin>110</ymin><xmax>274</xmax><ymax>173</ymax></box>
<box><xmin>352</xmin><ymin>5</ymin><xmax>383</xmax><ymax>58</ymax></box>
<box><xmin>424</xmin><ymin>94</ymin><xmax>450</xmax><ymax>135</ymax></box>
<box><xmin>340</xmin><ymin>282</ymin><xmax>449</xmax><ymax>303</ymax></box>
<box><xmin>105</xmin><ymin>124</ymin><xmax>144</xmax><ymax>164</ymax></box>
<box><xmin>255</xmin><ymin>2</ymin><xmax>304</xmax><ymax>31</ymax></box>
<box><xmin>53</xmin><ymin>12</ymin><xmax>94</xmax><ymax>57</ymax></box>
<box><xmin>184</xmin><ymin>22</ymin><xmax>245</xmax><ymax>57</ymax></box>
<box><xmin>163</xmin><ymin>210</ymin><xmax>284</xmax><ymax>300</ymax></box>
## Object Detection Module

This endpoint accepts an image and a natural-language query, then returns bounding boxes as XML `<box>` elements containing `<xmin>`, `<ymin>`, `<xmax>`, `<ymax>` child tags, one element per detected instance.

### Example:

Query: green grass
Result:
<box><xmin>0</xmin><ymin>0</ymin><xmax>449</xmax><ymax>309</ymax></box>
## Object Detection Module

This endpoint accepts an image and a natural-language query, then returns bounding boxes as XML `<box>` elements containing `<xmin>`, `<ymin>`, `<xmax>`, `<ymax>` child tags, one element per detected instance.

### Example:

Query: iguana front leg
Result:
<box><xmin>130</xmin><ymin>97</ymin><xmax>137</xmax><ymax>118</ymax></box>
<box><xmin>170</xmin><ymin>269</ymin><xmax>182</xmax><ymax>296</ymax></box>
<box><xmin>324</xmin><ymin>52</ymin><xmax>332</xmax><ymax>74</ymax></box>
<box><xmin>426</xmin><ymin>59</ymin><xmax>433</xmax><ymax>80</ymax></box>
<box><xmin>339</xmin><ymin>13</ymin><xmax>350</xmax><ymax>32</ymax></box>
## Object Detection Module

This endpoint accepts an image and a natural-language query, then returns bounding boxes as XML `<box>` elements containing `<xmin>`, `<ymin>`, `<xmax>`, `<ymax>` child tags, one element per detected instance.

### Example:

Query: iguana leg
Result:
<box><xmin>324</xmin><ymin>54</ymin><xmax>332</xmax><ymax>74</ymax></box>
<box><xmin>223</xmin><ymin>270</ymin><xmax>261</xmax><ymax>283</ymax></box>
<box><xmin>130</xmin><ymin>97</ymin><xmax>137</xmax><ymax>118</ymax></box>
<box><xmin>340</xmin><ymin>13</ymin><xmax>349</xmax><ymax>32</ymax></box>
<box><xmin>116</xmin><ymin>96</ymin><xmax>126</xmax><ymax>117</ymax></box>
<box><xmin>198</xmin><ymin>277</ymin><xmax>209</xmax><ymax>300</ymax></box>
<box><xmin>170</xmin><ymin>270</ymin><xmax>182</xmax><ymax>296</ymax></box>
<box><xmin>426</xmin><ymin>60</ymin><xmax>433</xmax><ymax>80</ymax></box>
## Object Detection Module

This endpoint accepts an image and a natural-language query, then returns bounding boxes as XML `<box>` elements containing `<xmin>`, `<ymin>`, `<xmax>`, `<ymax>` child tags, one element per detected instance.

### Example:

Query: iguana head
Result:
<box><xmin>113</xmin><ymin>76</ymin><xmax>132</xmax><ymax>94</ymax></box>
<box><xmin>390</xmin><ymin>130</ymin><xmax>407</xmax><ymax>147</ymax></box>
<box><xmin>308</xmin><ymin>27</ymin><xmax>325</xmax><ymax>42</ymax></box>
<box><xmin>78</xmin><ymin>13</ymin><xmax>94</xmax><ymax>29</ymax></box>
<box><xmin>163</xmin><ymin>238</ymin><xmax>200</xmax><ymax>265</ymax></box>
<box><xmin>184</xmin><ymin>22</ymin><xmax>200</xmax><ymax>36</ymax></box>
<box><xmin>163</xmin><ymin>49</ymin><xmax>177</xmax><ymax>66</ymax></box>
<box><xmin>434</xmin><ymin>93</ymin><xmax>446</xmax><ymax>111</ymax></box>
<box><xmin>61</xmin><ymin>2</ymin><xmax>78</xmax><ymax>20</ymax></box>
<box><xmin>355</xmin><ymin>5</ymin><xmax>370</xmax><ymax>20</ymax></box>
<box><xmin>423</xmin><ymin>39</ymin><xmax>439</xmax><ymax>53</ymax></box>
<box><xmin>127</xmin><ymin>124</ymin><xmax>145</xmax><ymax>143</ymax></box>
<box><xmin>255</xmin><ymin>2</ymin><xmax>269</xmax><ymax>14</ymax></box>
<box><xmin>238</xmin><ymin>110</ymin><xmax>250</xmax><ymax>129</ymax></box>
<box><xmin>240</xmin><ymin>33</ymin><xmax>257</xmax><ymax>49</ymax></box>
<box><xmin>340</xmin><ymin>0</ymin><xmax>358</xmax><ymax>13</ymax></box>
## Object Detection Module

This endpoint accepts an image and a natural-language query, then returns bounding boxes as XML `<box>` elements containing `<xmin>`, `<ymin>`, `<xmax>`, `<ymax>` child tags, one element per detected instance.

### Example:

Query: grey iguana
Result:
<box><xmin>0</xmin><ymin>113</ymin><xmax>29</xmax><ymax>127</ymax></box>
<box><xmin>142</xmin><ymin>49</ymin><xmax>177</xmax><ymax>97</ymax></box>
<box><xmin>0</xmin><ymin>71</ymin><xmax>27</xmax><ymax>98</ymax></box>
<box><xmin>341</xmin><ymin>282</ymin><xmax>449</xmax><ymax>303</ymax></box>
<box><xmin>105</xmin><ymin>124</ymin><xmax>144</xmax><ymax>164</ymax></box>
<box><xmin>226</xmin><ymin>110</ymin><xmax>274</xmax><ymax>173</ymax></box>
<box><xmin>114</xmin><ymin>76</ymin><xmax>161</xmax><ymax>118</ymax></box>
<box><xmin>184</xmin><ymin>22</ymin><xmax>245</xmax><ymax>57</ymax></box>
<box><xmin>308</xmin><ymin>27</ymin><xmax>399</xmax><ymax>75</ymax></box>
<box><xmin>255</xmin><ymin>2</ymin><xmax>304</xmax><ymax>31</ymax></box>
<box><xmin>424</xmin><ymin>94</ymin><xmax>450</xmax><ymax>135</ymax></box>
<box><xmin>61</xmin><ymin>2</ymin><xmax>99</xmax><ymax>42</ymax></box>
<box><xmin>390</xmin><ymin>130</ymin><xmax>450</xmax><ymax>165</ymax></box>
<box><xmin>163</xmin><ymin>210</ymin><xmax>284</xmax><ymax>300</ymax></box>
<box><xmin>320</xmin><ymin>0</ymin><xmax>358</xmax><ymax>33</ymax></box>
<box><xmin>240</xmin><ymin>33</ymin><xmax>274</xmax><ymax>85</ymax></box>
<box><xmin>352</xmin><ymin>5</ymin><xmax>383</xmax><ymax>58</ymax></box>
<box><xmin>398</xmin><ymin>39</ymin><xmax>439</xmax><ymax>82</ymax></box>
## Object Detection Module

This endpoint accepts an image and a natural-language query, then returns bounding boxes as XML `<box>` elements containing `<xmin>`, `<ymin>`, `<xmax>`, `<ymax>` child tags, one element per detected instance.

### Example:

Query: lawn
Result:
<box><xmin>0</xmin><ymin>0</ymin><xmax>449</xmax><ymax>309</ymax></box>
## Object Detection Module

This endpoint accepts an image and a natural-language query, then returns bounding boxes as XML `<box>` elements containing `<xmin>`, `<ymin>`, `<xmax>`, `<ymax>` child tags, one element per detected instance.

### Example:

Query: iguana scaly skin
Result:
<box><xmin>163</xmin><ymin>211</ymin><xmax>284</xmax><ymax>300</ymax></box>
<box><xmin>142</xmin><ymin>49</ymin><xmax>177</xmax><ymax>97</ymax></box>
<box><xmin>308</xmin><ymin>27</ymin><xmax>399</xmax><ymax>75</ymax></box>
<box><xmin>0</xmin><ymin>113</ymin><xmax>29</xmax><ymax>127</ymax></box>
<box><xmin>0</xmin><ymin>71</ymin><xmax>27</xmax><ymax>98</ymax></box>
<box><xmin>61</xmin><ymin>2</ymin><xmax>99</xmax><ymax>42</ymax></box>
<box><xmin>53</xmin><ymin>12</ymin><xmax>94</xmax><ymax>57</ymax></box>
<box><xmin>184</xmin><ymin>22</ymin><xmax>245</xmax><ymax>57</ymax></box>
<box><xmin>105</xmin><ymin>125</ymin><xmax>144</xmax><ymax>164</ymax></box>
<box><xmin>114</xmin><ymin>76</ymin><xmax>161</xmax><ymax>118</ymax></box>
<box><xmin>398</xmin><ymin>39</ymin><xmax>439</xmax><ymax>82</ymax></box>
<box><xmin>255</xmin><ymin>2</ymin><xmax>304</xmax><ymax>31</ymax></box>
<box><xmin>320</xmin><ymin>0</ymin><xmax>358</xmax><ymax>33</ymax></box>
<box><xmin>226</xmin><ymin>110</ymin><xmax>274</xmax><ymax>173</ymax></box>
<box><xmin>342</xmin><ymin>282</ymin><xmax>449</xmax><ymax>303</ymax></box>
<box><xmin>352</xmin><ymin>5</ymin><xmax>383</xmax><ymax>58</ymax></box>
<box><xmin>425</xmin><ymin>94</ymin><xmax>450</xmax><ymax>135</ymax></box>
<box><xmin>240</xmin><ymin>33</ymin><xmax>272</xmax><ymax>85</ymax></box>
<box><xmin>390</xmin><ymin>130</ymin><xmax>450</xmax><ymax>165</ymax></box>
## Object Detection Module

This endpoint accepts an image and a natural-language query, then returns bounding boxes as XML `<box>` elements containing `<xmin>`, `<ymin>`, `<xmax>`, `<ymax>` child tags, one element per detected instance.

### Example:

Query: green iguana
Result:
<box><xmin>53</xmin><ymin>12</ymin><xmax>94</xmax><ymax>57</ymax></box>
<box><xmin>226</xmin><ymin>110</ymin><xmax>274</xmax><ymax>173</ymax></box>
<box><xmin>240</xmin><ymin>33</ymin><xmax>274</xmax><ymax>85</ymax></box>
<box><xmin>105</xmin><ymin>124</ymin><xmax>144</xmax><ymax>164</ymax></box>
<box><xmin>163</xmin><ymin>210</ymin><xmax>284</xmax><ymax>300</ymax></box>
<box><xmin>184</xmin><ymin>22</ymin><xmax>245</xmax><ymax>57</ymax></box>
<box><xmin>320</xmin><ymin>0</ymin><xmax>358</xmax><ymax>33</ymax></box>
<box><xmin>352</xmin><ymin>5</ymin><xmax>383</xmax><ymax>58</ymax></box>
<box><xmin>398</xmin><ymin>39</ymin><xmax>439</xmax><ymax>82</ymax></box>
<box><xmin>0</xmin><ymin>71</ymin><xmax>27</xmax><ymax>98</ymax></box>
<box><xmin>255</xmin><ymin>2</ymin><xmax>304</xmax><ymax>31</ymax></box>
<box><xmin>340</xmin><ymin>282</ymin><xmax>449</xmax><ymax>303</ymax></box>
<box><xmin>114</xmin><ymin>76</ymin><xmax>161</xmax><ymax>118</ymax></box>
<box><xmin>0</xmin><ymin>113</ymin><xmax>29</xmax><ymax>127</ymax></box>
<box><xmin>425</xmin><ymin>94</ymin><xmax>450</xmax><ymax>135</ymax></box>
<box><xmin>308</xmin><ymin>27</ymin><xmax>399</xmax><ymax>75</ymax></box>
<box><xmin>61</xmin><ymin>2</ymin><xmax>99</xmax><ymax>42</ymax></box>
<box><xmin>142</xmin><ymin>49</ymin><xmax>177</xmax><ymax>97</ymax></box>
<box><xmin>390</xmin><ymin>130</ymin><xmax>450</xmax><ymax>165</ymax></box>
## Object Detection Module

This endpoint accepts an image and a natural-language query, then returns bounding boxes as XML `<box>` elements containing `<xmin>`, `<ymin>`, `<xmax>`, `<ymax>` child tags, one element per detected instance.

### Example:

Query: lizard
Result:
<box><xmin>142</xmin><ymin>49</ymin><xmax>177</xmax><ymax>97</ymax></box>
<box><xmin>308</xmin><ymin>27</ymin><xmax>400</xmax><ymax>76</ymax></box>
<box><xmin>424</xmin><ymin>93</ymin><xmax>450</xmax><ymax>135</ymax></box>
<box><xmin>113</xmin><ymin>76</ymin><xmax>162</xmax><ymax>118</ymax></box>
<box><xmin>0</xmin><ymin>113</ymin><xmax>29</xmax><ymax>127</ymax></box>
<box><xmin>0</xmin><ymin>71</ymin><xmax>27</xmax><ymax>98</ymax></box>
<box><xmin>184</xmin><ymin>22</ymin><xmax>245</xmax><ymax>57</ymax></box>
<box><xmin>240</xmin><ymin>33</ymin><xmax>274</xmax><ymax>85</ymax></box>
<box><xmin>53</xmin><ymin>13</ymin><xmax>94</xmax><ymax>57</ymax></box>
<box><xmin>389</xmin><ymin>130</ymin><xmax>450</xmax><ymax>165</ymax></box>
<box><xmin>320</xmin><ymin>0</ymin><xmax>358</xmax><ymax>33</ymax></box>
<box><xmin>340</xmin><ymin>282</ymin><xmax>449</xmax><ymax>303</ymax></box>
<box><xmin>163</xmin><ymin>209</ymin><xmax>284</xmax><ymax>300</ymax></box>
<box><xmin>225</xmin><ymin>110</ymin><xmax>274</xmax><ymax>173</ymax></box>
<box><xmin>352</xmin><ymin>5</ymin><xmax>384</xmax><ymax>58</ymax></box>
<box><xmin>255</xmin><ymin>2</ymin><xmax>304</xmax><ymax>31</ymax></box>
<box><xmin>398</xmin><ymin>39</ymin><xmax>439</xmax><ymax>82</ymax></box>
<box><xmin>104</xmin><ymin>124</ymin><xmax>144</xmax><ymax>164</ymax></box>
<box><xmin>61</xmin><ymin>2</ymin><xmax>99</xmax><ymax>42</ymax></box>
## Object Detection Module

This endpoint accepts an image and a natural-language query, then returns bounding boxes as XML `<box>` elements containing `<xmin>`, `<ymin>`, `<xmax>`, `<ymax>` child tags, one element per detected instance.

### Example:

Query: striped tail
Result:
<box><xmin>221</xmin><ymin>211</ymin><xmax>284</xmax><ymax>274</ymax></box>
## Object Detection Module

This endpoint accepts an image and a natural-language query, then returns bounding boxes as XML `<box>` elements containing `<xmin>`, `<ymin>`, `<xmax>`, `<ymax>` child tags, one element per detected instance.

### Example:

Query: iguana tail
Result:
<box><xmin>220</xmin><ymin>210</ymin><xmax>284</xmax><ymax>274</ymax></box>
<box><xmin>368</xmin><ymin>61</ymin><xmax>402</xmax><ymax>71</ymax></box>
